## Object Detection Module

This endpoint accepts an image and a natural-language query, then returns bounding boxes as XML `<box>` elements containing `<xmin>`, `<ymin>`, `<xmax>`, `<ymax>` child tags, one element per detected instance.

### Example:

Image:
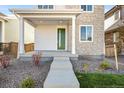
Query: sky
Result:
<box><xmin>0</xmin><ymin>5</ymin><xmax>115</xmax><ymax>15</ymax></box>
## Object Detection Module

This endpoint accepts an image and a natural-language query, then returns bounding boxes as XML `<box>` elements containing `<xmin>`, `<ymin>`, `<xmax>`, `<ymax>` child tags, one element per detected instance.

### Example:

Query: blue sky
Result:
<box><xmin>0</xmin><ymin>5</ymin><xmax>34</xmax><ymax>15</ymax></box>
<box><xmin>0</xmin><ymin>5</ymin><xmax>115</xmax><ymax>15</ymax></box>
<box><xmin>104</xmin><ymin>5</ymin><xmax>114</xmax><ymax>13</ymax></box>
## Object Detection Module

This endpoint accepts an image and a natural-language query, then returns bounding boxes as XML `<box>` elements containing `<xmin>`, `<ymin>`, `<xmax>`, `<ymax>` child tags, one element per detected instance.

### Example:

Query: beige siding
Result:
<box><xmin>24</xmin><ymin>22</ymin><xmax>35</xmax><ymax>43</ymax></box>
<box><xmin>5</xmin><ymin>18</ymin><xmax>35</xmax><ymax>43</ymax></box>
<box><xmin>5</xmin><ymin>19</ymin><xmax>19</xmax><ymax>42</ymax></box>
<box><xmin>55</xmin><ymin>5</ymin><xmax>66</xmax><ymax>10</ymax></box>
<box><xmin>0</xmin><ymin>21</ymin><xmax>2</xmax><ymax>42</ymax></box>
<box><xmin>54</xmin><ymin>5</ymin><xmax>80</xmax><ymax>10</ymax></box>
<box><xmin>65</xmin><ymin>5</ymin><xmax>80</xmax><ymax>9</ymax></box>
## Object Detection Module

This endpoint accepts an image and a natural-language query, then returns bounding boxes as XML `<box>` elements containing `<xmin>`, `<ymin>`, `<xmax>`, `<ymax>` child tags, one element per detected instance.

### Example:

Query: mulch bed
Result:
<box><xmin>0</xmin><ymin>59</ymin><xmax>52</xmax><ymax>88</ymax></box>
<box><xmin>70</xmin><ymin>57</ymin><xmax>124</xmax><ymax>74</ymax></box>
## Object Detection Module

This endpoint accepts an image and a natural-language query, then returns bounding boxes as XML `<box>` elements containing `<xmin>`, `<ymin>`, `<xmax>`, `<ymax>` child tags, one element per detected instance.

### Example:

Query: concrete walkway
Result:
<box><xmin>44</xmin><ymin>57</ymin><xmax>79</xmax><ymax>88</ymax></box>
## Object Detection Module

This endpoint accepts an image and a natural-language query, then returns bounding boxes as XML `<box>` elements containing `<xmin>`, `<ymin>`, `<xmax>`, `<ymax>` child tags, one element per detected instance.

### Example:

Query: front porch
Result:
<box><xmin>10</xmin><ymin>9</ymin><xmax>82</xmax><ymax>58</ymax></box>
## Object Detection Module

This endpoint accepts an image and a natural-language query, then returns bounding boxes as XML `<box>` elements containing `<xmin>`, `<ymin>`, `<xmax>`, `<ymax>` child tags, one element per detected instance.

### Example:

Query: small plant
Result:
<box><xmin>0</xmin><ymin>55</ymin><xmax>11</xmax><ymax>68</ymax></box>
<box><xmin>100</xmin><ymin>60</ymin><xmax>111</xmax><ymax>70</ymax></box>
<box><xmin>82</xmin><ymin>63</ymin><xmax>89</xmax><ymax>73</ymax></box>
<box><xmin>32</xmin><ymin>54</ymin><xmax>41</xmax><ymax>65</ymax></box>
<box><xmin>94</xmin><ymin>68</ymin><xmax>102</xmax><ymax>73</ymax></box>
<box><xmin>20</xmin><ymin>77</ymin><xmax>35</xmax><ymax>88</ymax></box>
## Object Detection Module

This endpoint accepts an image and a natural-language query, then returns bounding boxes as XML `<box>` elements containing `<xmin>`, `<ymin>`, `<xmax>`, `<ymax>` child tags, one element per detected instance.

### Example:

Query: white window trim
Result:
<box><xmin>113</xmin><ymin>32</ymin><xmax>119</xmax><ymax>42</ymax></box>
<box><xmin>80</xmin><ymin>5</ymin><xmax>94</xmax><ymax>13</ymax></box>
<box><xmin>114</xmin><ymin>10</ymin><xmax>120</xmax><ymax>21</ymax></box>
<box><xmin>79</xmin><ymin>25</ymin><xmax>93</xmax><ymax>42</ymax></box>
<box><xmin>113</xmin><ymin>33</ymin><xmax>116</xmax><ymax>42</ymax></box>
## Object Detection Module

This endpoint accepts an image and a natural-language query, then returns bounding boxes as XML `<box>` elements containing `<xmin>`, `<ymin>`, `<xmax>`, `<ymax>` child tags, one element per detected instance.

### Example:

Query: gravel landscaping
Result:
<box><xmin>70</xmin><ymin>56</ymin><xmax>124</xmax><ymax>74</ymax></box>
<box><xmin>0</xmin><ymin>58</ymin><xmax>52</xmax><ymax>88</ymax></box>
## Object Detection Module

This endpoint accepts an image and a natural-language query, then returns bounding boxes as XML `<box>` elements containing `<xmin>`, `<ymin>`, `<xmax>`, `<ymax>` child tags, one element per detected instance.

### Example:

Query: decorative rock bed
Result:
<box><xmin>0</xmin><ymin>58</ymin><xmax>52</xmax><ymax>88</ymax></box>
<box><xmin>70</xmin><ymin>56</ymin><xmax>124</xmax><ymax>74</ymax></box>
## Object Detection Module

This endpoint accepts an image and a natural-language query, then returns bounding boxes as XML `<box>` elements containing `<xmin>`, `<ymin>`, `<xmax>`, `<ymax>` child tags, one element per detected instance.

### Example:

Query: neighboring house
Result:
<box><xmin>0</xmin><ymin>13</ymin><xmax>7</xmax><ymax>43</ymax></box>
<box><xmin>4</xmin><ymin>15</ymin><xmax>35</xmax><ymax>43</ymax></box>
<box><xmin>8</xmin><ymin>5</ymin><xmax>104</xmax><ymax>57</ymax></box>
<box><xmin>105</xmin><ymin>5</ymin><xmax>124</xmax><ymax>55</ymax></box>
<box><xmin>0</xmin><ymin>14</ymin><xmax>35</xmax><ymax>43</ymax></box>
<box><xmin>0</xmin><ymin>12</ymin><xmax>35</xmax><ymax>56</ymax></box>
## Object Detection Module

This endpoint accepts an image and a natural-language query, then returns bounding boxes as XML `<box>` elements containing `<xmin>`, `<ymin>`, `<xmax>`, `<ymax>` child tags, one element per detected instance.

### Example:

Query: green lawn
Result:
<box><xmin>76</xmin><ymin>73</ymin><xmax>124</xmax><ymax>88</ymax></box>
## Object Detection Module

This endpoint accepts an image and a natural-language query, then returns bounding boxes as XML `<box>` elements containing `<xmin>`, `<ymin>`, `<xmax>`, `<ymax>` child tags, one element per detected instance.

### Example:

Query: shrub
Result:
<box><xmin>32</xmin><ymin>54</ymin><xmax>41</xmax><ymax>65</ymax></box>
<box><xmin>100</xmin><ymin>60</ymin><xmax>111</xmax><ymax>70</ymax></box>
<box><xmin>0</xmin><ymin>55</ymin><xmax>11</xmax><ymax>68</ymax></box>
<box><xmin>82</xmin><ymin>63</ymin><xmax>89</xmax><ymax>73</ymax></box>
<box><xmin>20</xmin><ymin>77</ymin><xmax>35</xmax><ymax>88</ymax></box>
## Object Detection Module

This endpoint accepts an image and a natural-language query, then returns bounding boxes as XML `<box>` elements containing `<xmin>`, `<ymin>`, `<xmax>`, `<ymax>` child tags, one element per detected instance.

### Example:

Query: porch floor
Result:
<box><xmin>20</xmin><ymin>51</ymin><xmax>78</xmax><ymax>57</ymax></box>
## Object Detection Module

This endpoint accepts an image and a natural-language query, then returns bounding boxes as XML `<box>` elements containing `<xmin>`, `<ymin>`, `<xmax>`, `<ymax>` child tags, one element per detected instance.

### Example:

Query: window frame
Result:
<box><xmin>114</xmin><ymin>10</ymin><xmax>120</xmax><ymax>21</ymax></box>
<box><xmin>80</xmin><ymin>5</ymin><xmax>94</xmax><ymax>12</ymax></box>
<box><xmin>79</xmin><ymin>25</ymin><xmax>93</xmax><ymax>42</ymax></box>
<box><xmin>38</xmin><ymin>5</ymin><xmax>54</xmax><ymax>9</ymax></box>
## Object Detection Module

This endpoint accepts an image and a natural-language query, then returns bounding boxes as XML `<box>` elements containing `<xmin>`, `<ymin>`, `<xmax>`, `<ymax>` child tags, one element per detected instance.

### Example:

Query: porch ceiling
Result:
<box><xmin>25</xmin><ymin>17</ymin><xmax>71</xmax><ymax>26</ymax></box>
<box><xmin>10</xmin><ymin>8</ymin><xmax>81</xmax><ymax>26</ymax></box>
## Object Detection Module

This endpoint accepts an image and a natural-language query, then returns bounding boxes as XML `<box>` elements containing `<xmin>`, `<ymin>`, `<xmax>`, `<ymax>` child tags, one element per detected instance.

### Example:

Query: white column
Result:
<box><xmin>72</xmin><ymin>16</ymin><xmax>76</xmax><ymax>54</ymax></box>
<box><xmin>18</xmin><ymin>17</ymin><xmax>25</xmax><ymax>57</ymax></box>
<box><xmin>1</xmin><ymin>20</ymin><xmax>5</xmax><ymax>42</ymax></box>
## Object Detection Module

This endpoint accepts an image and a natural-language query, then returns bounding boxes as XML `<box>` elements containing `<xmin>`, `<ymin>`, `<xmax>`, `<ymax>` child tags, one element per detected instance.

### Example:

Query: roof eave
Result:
<box><xmin>10</xmin><ymin>9</ymin><xmax>82</xmax><ymax>16</ymax></box>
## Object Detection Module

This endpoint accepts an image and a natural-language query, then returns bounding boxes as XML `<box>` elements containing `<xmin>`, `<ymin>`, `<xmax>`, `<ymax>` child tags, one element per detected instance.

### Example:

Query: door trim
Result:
<box><xmin>56</xmin><ymin>27</ymin><xmax>67</xmax><ymax>51</ymax></box>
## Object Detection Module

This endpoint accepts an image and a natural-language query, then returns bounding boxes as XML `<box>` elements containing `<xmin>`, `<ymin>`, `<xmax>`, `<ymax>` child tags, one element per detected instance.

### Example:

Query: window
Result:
<box><xmin>114</xmin><ymin>10</ymin><xmax>120</xmax><ymax>20</ymax></box>
<box><xmin>113</xmin><ymin>32</ymin><xmax>119</xmax><ymax>42</ymax></box>
<box><xmin>80</xmin><ymin>25</ymin><xmax>93</xmax><ymax>42</ymax></box>
<box><xmin>81</xmin><ymin>5</ymin><xmax>93</xmax><ymax>11</ymax></box>
<box><xmin>38</xmin><ymin>5</ymin><xmax>53</xmax><ymax>9</ymax></box>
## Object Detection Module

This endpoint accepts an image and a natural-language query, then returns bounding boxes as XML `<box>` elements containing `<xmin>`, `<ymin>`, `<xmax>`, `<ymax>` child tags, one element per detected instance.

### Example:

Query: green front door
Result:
<box><xmin>57</xmin><ymin>28</ymin><xmax>65</xmax><ymax>50</ymax></box>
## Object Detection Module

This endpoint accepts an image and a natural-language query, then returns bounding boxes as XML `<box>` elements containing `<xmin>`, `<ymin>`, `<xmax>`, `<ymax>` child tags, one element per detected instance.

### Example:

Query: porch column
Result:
<box><xmin>1</xmin><ymin>20</ymin><xmax>5</xmax><ymax>42</ymax></box>
<box><xmin>72</xmin><ymin>16</ymin><xmax>76</xmax><ymax>54</ymax></box>
<box><xmin>18</xmin><ymin>17</ymin><xmax>25</xmax><ymax>57</ymax></box>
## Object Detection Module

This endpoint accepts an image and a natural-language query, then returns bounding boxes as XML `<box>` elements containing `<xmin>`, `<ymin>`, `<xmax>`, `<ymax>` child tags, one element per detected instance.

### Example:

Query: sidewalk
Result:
<box><xmin>44</xmin><ymin>57</ymin><xmax>79</xmax><ymax>88</ymax></box>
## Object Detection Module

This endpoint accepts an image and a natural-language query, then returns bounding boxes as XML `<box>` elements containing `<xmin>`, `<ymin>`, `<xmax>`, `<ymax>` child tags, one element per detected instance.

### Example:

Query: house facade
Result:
<box><xmin>7</xmin><ymin>5</ymin><xmax>104</xmax><ymax>57</ymax></box>
<box><xmin>105</xmin><ymin>5</ymin><xmax>124</xmax><ymax>55</ymax></box>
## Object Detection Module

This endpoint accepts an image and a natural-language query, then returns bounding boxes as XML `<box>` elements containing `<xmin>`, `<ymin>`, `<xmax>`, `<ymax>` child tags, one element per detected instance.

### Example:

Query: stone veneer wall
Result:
<box><xmin>74</xmin><ymin>5</ymin><xmax>104</xmax><ymax>55</ymax></box>
<box><xmin>105</xmin><ymin>32</ymin><xmax>113</xmax><ymax>45</ymax></box>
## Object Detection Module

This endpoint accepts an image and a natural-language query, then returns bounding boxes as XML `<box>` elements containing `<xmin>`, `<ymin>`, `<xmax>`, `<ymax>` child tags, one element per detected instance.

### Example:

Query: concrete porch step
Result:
<box><xmin>19</xmin><ymin>57</ymin><xmax>53</xmax><ymax>62</ymax></box>
<box><xmin>54</xmin><ymin>57</ymin><xmax>70</xmax><ymax>61</ymax></box>
<box><xmin>20</xmin><ymin>51</ymin><xmax>78</xmax><ymax>58</ymax></box>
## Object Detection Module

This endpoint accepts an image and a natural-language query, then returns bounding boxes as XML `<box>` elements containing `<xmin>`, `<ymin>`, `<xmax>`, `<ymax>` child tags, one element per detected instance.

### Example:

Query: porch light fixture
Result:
<box><xmin>59</xmin><ymin>21</ymin><xmax>63</xmax><ymax>24</ymax></box>
<box><xmin>39</xmin><ymin>21</ymin><xmax>43</xmax><ymax>23</ymax></box>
